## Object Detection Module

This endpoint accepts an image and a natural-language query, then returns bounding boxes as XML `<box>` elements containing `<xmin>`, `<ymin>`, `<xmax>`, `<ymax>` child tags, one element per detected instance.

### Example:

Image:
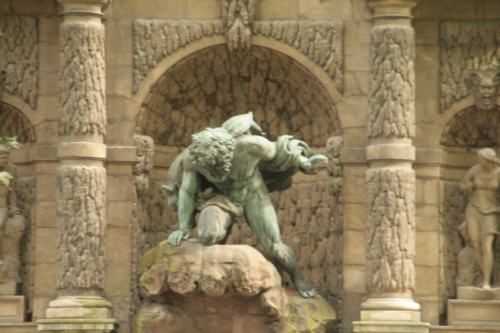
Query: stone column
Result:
<box><xmin>353</xmin><ymin>1</ymin><xmax>429</xmax><ymax>333</ymax></box>
<box><xmin>38</xmin><ymin>0</ymin><xmax>116</xmax><ymax>332</ymax></box>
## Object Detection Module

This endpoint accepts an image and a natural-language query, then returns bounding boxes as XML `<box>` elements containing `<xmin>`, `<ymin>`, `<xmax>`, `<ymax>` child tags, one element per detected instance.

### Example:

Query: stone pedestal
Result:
<box><xmin>448</xmin><ymin>300</ymin><xmax>500</xmax><ymax>327</ymax></box>
<box><xmin>132</xmin><ymin>240</ymin><xmax>337</xmax><ymax>333</ymax></box>
<box><xmin>447</xmin><ymin>287</ymin><xmax>500</xmax><ymax>327</ymax></box>
<box><xmin>0</xmin><ymin>295</ymin><xmax>25</xmax><ymax>322</ymax></box>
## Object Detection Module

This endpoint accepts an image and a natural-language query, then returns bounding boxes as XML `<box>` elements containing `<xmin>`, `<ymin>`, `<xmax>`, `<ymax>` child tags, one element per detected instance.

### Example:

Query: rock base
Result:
<box><xmin>132</xmin><ymin>240</ymin><xmax>336</xmax><ymax>333</ymax></box>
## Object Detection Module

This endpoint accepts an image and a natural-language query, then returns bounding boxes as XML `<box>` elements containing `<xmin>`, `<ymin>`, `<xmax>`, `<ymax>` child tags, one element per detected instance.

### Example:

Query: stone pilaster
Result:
<box><xmin>38</xmin><ymin>1</ymin><xmax>116</xmax><ymax>332</ymax></box>
<box><xmin>353</xmin><ymin>1</ymin><xmax>429</xmax><ymax>333</ymax></box>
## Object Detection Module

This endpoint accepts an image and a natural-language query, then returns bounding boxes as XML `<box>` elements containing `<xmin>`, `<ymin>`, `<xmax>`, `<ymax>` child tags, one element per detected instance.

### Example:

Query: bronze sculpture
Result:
<box><xmin>163</xmin><ymin>112</ymin><xmax>328</xmax><ymax>297</ymax></box>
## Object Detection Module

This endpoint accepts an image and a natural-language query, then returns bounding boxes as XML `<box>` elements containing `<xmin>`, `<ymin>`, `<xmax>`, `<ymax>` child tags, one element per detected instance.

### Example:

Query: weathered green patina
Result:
<box><xmin>162</xmin><ymin>112</ymin><xmax>328</xmax><ymax>298</ymax></box>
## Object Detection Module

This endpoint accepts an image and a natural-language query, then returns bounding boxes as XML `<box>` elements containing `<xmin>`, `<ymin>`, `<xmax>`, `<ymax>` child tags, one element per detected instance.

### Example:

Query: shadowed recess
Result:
<box><xmin>137</xmin><ymin>45</ymin><xmax>340</xmax><ymax>147</ymax></box>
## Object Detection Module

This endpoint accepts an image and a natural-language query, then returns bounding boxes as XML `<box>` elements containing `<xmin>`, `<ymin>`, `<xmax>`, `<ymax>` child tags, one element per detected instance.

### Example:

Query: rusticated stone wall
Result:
<box><xmin>0</xmin><ymin>16</ymin><xmax>38</xmax><ymax>109</ymax></box>
<box><xmin>16</xmin><ymin>176</ymin><xmax>36</xmax><ymax>313</ymax></box>
<box><xmin>59</xmin><ymin>22</ymin><xmax>106</xmax><ymax>136</ymax></box>
<box><xmin>366</xmin><ymin>167</ymin><xmax>416</xmax><ymax>292</ymax></box>
<box><xmin>138</xmin><ymin>45</ymin><xmax>341</xmax><ymax>147</ymax></box>
<box><xmin>368</xmin><ymin>26</ymin><xmax>415</xmax><ymax>139</ymax></box>
<box><xmin>133</xmin><ymin>19</ymin><xmax>344</xmax><ymax>94</ymax></box>
<box><xmin>0</xmin><ymin>102</ymin><xmax>36</xmax><ymax>143</ymax></box>
<box><xmin>440</xmin><ymin>21</ymin><xmax>500</xmax><ymax>111</ymax></box>
<box><xmin>56</xmin><ymin>166</ymin><xmax>106</xmax><ymax>290</ymax></box>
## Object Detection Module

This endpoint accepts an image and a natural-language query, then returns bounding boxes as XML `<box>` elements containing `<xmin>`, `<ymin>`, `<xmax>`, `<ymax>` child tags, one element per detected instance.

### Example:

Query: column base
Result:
<box><xmin>37</xmin><ymin>296</ymin><xmax>117</xmax><ymax>333</ymax></box>
<box><xmin>353</xmin><ymin>298</ymin><xmax>430</xmax><ymax>333</ymax></box>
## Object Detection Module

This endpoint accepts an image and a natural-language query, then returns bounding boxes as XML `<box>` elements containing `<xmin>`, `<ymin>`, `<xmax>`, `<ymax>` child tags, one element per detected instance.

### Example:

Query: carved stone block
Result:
<box><xmin>0</xmin><ymin>295</ymin><xmax>25</xmax><ymax>322</ymax></box>
<box><xmin>448</xmin><ymin>299</ymin><xmax>500</xmax><ymax>326</ymax></box>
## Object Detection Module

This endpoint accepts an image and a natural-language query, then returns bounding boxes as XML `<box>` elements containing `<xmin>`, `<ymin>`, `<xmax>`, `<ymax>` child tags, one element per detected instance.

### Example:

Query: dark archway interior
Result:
<box><xmin>138</xmin><ymin>45</ymin><xmax>341</xmax><ymax>147</ymax></box>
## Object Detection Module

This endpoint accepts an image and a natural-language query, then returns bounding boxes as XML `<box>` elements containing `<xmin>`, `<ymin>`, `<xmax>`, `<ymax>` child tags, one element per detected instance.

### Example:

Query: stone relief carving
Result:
<box><xmin>440</xmin><ymin>21</ymin><xmax>500</xmax><ymax>111</ymax></box>
<box><xmin>56</xmin><ymin>166</ymin><xmax>106</xmax><ymax>290</ymax></box>
<box><xmin>0</xmin><ymin>103</ymin><xmax>36</xmax><ymax>143</ymax></box>
<box><xmin>133</xmin><ymin>19</ymin><xmax>224</xmax><ymax>93</ymax></box>
<box><xmin>253</xmin><ymin>21</ymin><xmax>344</xmax><ymax>94</ymax></box>
<box><xmin>0</xmin><ymin>16</ymin><xmax>38</xmax><ymax>109</ymax></box>
<box><xmin>368</xmin><ymin>26</ymin><xmax>415</xmax><ymax>139</ymax></box>
<box><xmin>132</xmin><ymin>19</ymin><xmax>344</xmax><ymax>94</ymax></box>
<box><xmin>366</xmin><ymin>167</ymin><xmax>416</xmax><ymax>292</ymax></box>
<box><xmin>138</xmin><ymin>45</ymin><xmax>340</xmax><ymax>148</ymax></box>
<box><xmin>0</xmin><ymin>147</ymin><xmax>26</xmax><ymax>286</ymax></box>
<box><xmin>439</xmin><ymin>181</ymin><xmax>467</xmax><ymax>312</ymax></box>
<box><xmin>133</xmin><ymin>135</ymin><xmax>155</xmax><ymax>196</ymax></box>
<box><xmin>59</xmin><ymin>22</ymin><xmax>106</xmax><ymax>136</ymax></box>
<box><xmin>222</xmin><ymin>0</ymin><xmax>257</xmax><ymax>52</ymax></box>
<box><xmin>440</xmin><ymin>70</ymin><xmax>500</xmax><ymax>147</ymax></box>
<box><xmin>131</xmin><ymin>135</ymin><xmax>155</xmax><ymax>316</ymax></box>
<box><xmin>16</xmin><ymin>176</ymin><xmax>36</xmax><ymax>312</ymax></box>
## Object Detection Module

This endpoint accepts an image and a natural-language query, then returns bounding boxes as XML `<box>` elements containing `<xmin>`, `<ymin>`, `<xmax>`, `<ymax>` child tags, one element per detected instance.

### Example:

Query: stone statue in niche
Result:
<box><xmin>441</xmin><ymin>70</ymin><xmax>500</xmax><ymax>147</ymax></box>
<box><xmin>457</xmin><ymin>148</ymin><xmax>500</xmax><ymax>290</ymax></box>
<box><xmin>0</xmin><ymin>139</ymin><xmax>25</xmax><ymax>286</ymax></box>
<box><xmin>162</xmin><ymin>112</ymin><xmax>328</xmax><ymax>298</ymax></box>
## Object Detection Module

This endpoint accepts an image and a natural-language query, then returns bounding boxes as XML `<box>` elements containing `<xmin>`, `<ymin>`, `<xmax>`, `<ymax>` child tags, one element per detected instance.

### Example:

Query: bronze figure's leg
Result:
<box><xmin>197</xmin><ymin>205</ymin><xmax>233</xmax><ymax>246</ymax></box>
<box><xmin>244</xmin><ymin>187</ymin><xmax>315</xmax><ymax>298</ymax></box>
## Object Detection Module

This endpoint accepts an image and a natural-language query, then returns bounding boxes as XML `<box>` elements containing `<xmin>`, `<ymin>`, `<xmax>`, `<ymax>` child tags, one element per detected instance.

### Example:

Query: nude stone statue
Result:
<box><xmin>0</xmin><ymin>140</ymin><xmax>25</xmax><ymax>284</ymax></box>
<box><xmin>458</xmin><ymin>148</ymin><xmax>500</xmax><ymax>289</ymax></box>
<box><xmin>163</xmin><ymin>112</ymin><xmax>328</xmax><ymax>297</ymax></box>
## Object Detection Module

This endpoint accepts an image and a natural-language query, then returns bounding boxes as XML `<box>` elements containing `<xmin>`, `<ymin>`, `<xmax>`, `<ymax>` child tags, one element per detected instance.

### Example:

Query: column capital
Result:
<box><xmin>58</xmin><ymin>0</ymin><xmax>109</xmax><ymax>17</ymax></box>
<box><xmin>367</xmin><ymin>0</ymin><xmax>418</xmax><ymax>20</ymax></box>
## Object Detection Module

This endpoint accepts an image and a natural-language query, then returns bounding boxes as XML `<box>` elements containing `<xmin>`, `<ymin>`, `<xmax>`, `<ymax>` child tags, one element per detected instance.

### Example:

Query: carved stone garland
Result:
<box><xmin>0</xmin><ymin>16</ymin><xmax>38</xmax><ymax>109</ymax></box>
<box><xmin>132</xmin><ymin>19</ymin><xmax>344</xmax><ymax>94</ymax></box>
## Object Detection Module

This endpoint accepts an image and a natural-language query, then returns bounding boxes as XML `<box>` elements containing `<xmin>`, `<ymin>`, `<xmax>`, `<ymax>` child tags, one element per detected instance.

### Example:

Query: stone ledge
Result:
<box><xmin>37</xmin><ymin>318</ymin><xmax>117</xmax><ymax>332</ymax></box>
<box><xmin>0</xmin><ymin>323</ymin><xmax>38</xmax><ymax>333</ymax></box>
<box><xmin>430</xmin><ymin>326</ymin><xmax>500</xmax><ymax>333</ymax></box>
<box><xmin>340</xmin><ymin>147</ymin><xmax>367</xmax><ymax>164</ymax></box>
<box><xmin>353</xmin><ymin>321</ymin><xmax>430</xmax><ymax>333</ymax></box>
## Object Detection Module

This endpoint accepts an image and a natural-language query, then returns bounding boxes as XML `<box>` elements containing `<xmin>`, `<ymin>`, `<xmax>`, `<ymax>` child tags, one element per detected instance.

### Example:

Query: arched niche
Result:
<box><xmin>0</xmin><ymin>102</ymin><xmax>36</xmax><ymax>144</ymax></box>
<box><xmin>135</xmin><ymin>44</ymin><xmax>341</xmax><ymax>148</ymax></box>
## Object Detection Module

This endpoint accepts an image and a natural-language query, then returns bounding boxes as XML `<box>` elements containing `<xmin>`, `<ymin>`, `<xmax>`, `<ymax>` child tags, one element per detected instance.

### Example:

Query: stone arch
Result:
<box><xmin>135</xmin><ymin>43</ymin><xmax>341</xmax><ymax>148</ymax></box>
<box><xmin>438</xmin><ymin>97</ymin><xmax>500</xmax><ymax>148</ymax></box>
<box><xmin>0</xmin><ymin>98</ymin><xmax>36</xmax><ymax>144</ymax></box>
<box><xmin>129</xmin><ymin>35</ymin><xmax>343</xmax><ymax>135</ymax></box>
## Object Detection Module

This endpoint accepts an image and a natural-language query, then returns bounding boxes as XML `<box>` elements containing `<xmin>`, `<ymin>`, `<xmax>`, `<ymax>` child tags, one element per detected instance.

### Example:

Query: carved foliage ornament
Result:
<box><xmin>0</xmin><ymin>16</ymin><xmax>38</xmax><ymax>109</ymax></box>
<box><xmin>223</xmin><ymin>0</ymin><xmax>257</xmax><ymax>52</ymax></box>
<box><xmin>132</xmin><ymin>19</ymin><xmax>344</xmax><ymax>94</ymax></box>
<box><xmin>440</xmin><ymin>20</ymin><xmax>500</xmax><ymax>112</ymax></box>
<box><xmin>59</xmin><ymin>22</ymin><xmax>106</xmax><ymax>136</ymax></box>
<box><xmin>366</xmin><ymin>167</ymin><xmax>416</xmax><ymax>292</ymax></box>
<box><xmin>56</xmin><ymin>166</ymin><xmax>106</xmax><ymax>290</ymax></box>
<box><xmin>368</xmin><ymin>26</ymin><xmax>415</xmax><ymax>139</ymax></box>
